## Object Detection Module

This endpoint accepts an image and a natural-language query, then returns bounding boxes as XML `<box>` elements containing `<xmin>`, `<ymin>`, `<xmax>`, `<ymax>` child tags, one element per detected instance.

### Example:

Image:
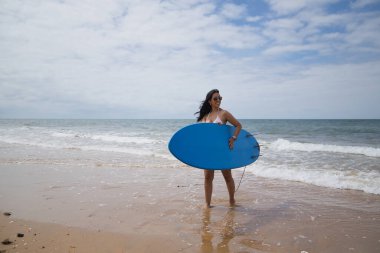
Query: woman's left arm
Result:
<box><xmin>224</xmin><ymin>110</ymin><xmax>242</xmax><ymax>149</ymax></box>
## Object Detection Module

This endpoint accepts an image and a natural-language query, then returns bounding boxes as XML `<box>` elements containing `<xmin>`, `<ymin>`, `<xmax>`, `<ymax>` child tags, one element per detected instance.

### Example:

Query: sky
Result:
<box><xmin>1</xmin><ymin>0</ymin><xmax>380</xmax><ymax>119</ymax></box>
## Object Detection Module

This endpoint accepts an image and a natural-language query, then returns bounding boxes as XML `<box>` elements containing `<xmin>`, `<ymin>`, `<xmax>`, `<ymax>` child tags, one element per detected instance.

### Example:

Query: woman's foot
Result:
<box><xmin>204</xmin><ymin>203</ymin><xmax>214</xmax><ymax>209</ymax></box>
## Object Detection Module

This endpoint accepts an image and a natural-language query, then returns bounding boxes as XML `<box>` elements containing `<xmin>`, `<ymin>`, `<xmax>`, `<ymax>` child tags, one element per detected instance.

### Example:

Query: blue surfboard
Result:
<box><xmin>168</xmin><ymin>124</ymin><xmax>260</xmax><ymax>170</ymax></box>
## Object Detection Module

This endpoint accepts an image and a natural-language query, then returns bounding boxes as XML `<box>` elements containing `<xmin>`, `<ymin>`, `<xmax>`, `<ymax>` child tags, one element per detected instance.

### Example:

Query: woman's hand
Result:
<box><xmin>229</xmin><ymin>137</ymin><xmax>236</xmax><ymax>150</ymax></box>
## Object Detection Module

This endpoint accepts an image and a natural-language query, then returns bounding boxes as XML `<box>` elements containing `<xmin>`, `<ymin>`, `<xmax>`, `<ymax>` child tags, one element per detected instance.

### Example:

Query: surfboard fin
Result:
<box><xmin>251</xmin><ymin>154</ymin><xmax>262</xmax><ymax>159</ymax></box>
<box><xmin>246</xmin><ymin>133</ymin><xmax>261</xmax><ymax>137</ymax></box>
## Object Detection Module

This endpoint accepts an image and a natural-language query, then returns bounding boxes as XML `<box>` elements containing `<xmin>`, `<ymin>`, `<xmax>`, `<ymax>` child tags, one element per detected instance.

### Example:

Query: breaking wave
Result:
<box><xmin>270</xmin><ymin>139</ymin><xmax>380</xmax><ymax>157</ymax></box>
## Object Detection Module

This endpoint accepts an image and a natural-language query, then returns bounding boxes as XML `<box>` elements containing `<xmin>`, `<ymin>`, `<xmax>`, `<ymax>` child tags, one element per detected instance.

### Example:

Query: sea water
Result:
<box><xmin>0</xmin><ymin>119</ymin><xmax>379</xmax><ymax>194</ymax></box>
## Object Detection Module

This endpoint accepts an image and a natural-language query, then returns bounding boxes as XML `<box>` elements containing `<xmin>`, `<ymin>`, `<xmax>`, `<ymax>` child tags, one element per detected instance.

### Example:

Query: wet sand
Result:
<box><xmin>1</xmin><ymin>162</ymin><xmax>380</xmax><ymax>252</ymax></box>
<box><xmin>0</xmin><ymin>215</ymin><xmax>183</xmax><ymax>253</ymax></box>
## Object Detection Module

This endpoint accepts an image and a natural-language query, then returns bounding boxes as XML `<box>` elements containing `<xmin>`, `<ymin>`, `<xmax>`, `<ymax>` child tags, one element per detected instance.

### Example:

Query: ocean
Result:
<box><xmin>0</xmin><ymin>119</ymin><xmax>379</xmax><ymax>195</ymax></box>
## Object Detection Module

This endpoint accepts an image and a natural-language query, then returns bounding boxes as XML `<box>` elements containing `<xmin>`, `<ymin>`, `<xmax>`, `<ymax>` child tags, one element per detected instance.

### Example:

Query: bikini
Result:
<box><xmin>205</xmin><ymin>109</ymin><xmax>224</xmax><ymax>124</ymax></box>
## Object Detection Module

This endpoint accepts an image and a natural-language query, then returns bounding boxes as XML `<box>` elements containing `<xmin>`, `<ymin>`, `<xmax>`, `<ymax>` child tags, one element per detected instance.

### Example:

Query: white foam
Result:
<box><xmin>91</xmin><ymin>134</ymin><xmax>155</xmax><ymax>144</ymax></box>
<box><xmin>51</xmin><ymin>132</ymin><xmax>77</xmax><ymax>138</ymax></box>
<box><xmin>249</xmin><ymin>163</ymin><xmax>380</xmax><ymax>195</ymax></box>
<box><xmin>270</xmin><ymin>138</ymin><xmax>380</xmax><ymax>157</ymax></box>
<box><xmin>0</xmin><ymin>136</ymin><xmax>156</xmax><ymax>157</ymax></box>
<box><xmin>0</xmin><ymin>136</ymin><xmax>71</xmax><ymax>151</ymax></box>
<box><xmin>50</xmin><ymin>131</ymin><xmax>157</xmax><ymax>145</ymax></box>
<box><xmin>80</xmin><ymin>145</ymin><xmax>154</xmax><ymax>156</ymax></box>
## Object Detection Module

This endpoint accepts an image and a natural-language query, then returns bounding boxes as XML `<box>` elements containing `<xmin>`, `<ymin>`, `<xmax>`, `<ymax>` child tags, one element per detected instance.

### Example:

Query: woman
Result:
<box><xmin>195</xmin><ymin>89</ymin><xmax>242</xmax><ymax>208</ymax></box>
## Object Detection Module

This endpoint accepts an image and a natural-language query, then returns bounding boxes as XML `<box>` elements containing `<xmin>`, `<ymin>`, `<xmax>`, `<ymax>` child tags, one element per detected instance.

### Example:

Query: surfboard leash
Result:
<box><xmin>234</xmin><ymin>166</ymin><xmax>246</xmax><ymax>193</ymax></box>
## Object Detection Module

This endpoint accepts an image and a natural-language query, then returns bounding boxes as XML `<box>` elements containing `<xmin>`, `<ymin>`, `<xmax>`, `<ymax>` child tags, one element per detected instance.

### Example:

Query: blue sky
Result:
<box><xmin>1</xmin><ymin>0</ymin><xmax>380</xmax><ymax>119</ymax></box>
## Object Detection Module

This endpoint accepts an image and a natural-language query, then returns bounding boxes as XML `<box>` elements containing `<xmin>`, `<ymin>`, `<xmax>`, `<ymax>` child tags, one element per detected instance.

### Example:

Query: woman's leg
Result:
<box><xmin>204</xmin><ymin>170</ymin><xmax>214</xmax><ymax>208</ymax></box>
<box><xmin>222</xmin><ymin>169</ymin><xmax>236</xmax><ymax>206</ymax></box>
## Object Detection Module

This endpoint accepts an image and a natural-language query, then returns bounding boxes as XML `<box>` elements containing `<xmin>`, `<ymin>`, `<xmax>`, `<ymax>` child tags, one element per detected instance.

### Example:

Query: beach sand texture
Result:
<box><xmin>1</xmin><ymin>163</ymin><xmax>380</xmax><ymax>253</ymax></box>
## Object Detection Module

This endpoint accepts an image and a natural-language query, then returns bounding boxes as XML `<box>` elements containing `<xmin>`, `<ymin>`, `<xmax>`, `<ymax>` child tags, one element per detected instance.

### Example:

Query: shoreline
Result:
<box><xmin>1</xmin><ymin>163</ymin><xmax>380</xmax><ymax>252</ymax></box>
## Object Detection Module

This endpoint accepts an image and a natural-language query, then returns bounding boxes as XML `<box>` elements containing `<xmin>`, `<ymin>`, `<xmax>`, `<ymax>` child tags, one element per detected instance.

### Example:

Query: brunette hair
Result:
<box><xmin>195</xmin><ymin>89</ymin><xmax>219</xmax><ymax>122</ymax></box>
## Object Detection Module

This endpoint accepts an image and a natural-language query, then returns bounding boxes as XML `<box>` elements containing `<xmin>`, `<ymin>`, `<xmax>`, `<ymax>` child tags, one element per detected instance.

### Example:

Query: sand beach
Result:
<box><xmin>1</xmin><ymin>162</ymin><xmax>380</xmax><ymax>253</ymax></box>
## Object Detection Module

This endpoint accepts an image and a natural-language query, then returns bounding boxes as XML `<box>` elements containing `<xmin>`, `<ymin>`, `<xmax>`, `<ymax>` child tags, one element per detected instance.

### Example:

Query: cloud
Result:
<box><xmin>258</xmin><ymin>3</ymin><xmax>380</xmax><ymax>59</ymax></box>
<box><xmin>232</xmin><ymin>60</ymin><xmax>380</xmax><ymax>119</ymax></box>
<box><xmin>220</xmin><ymin>3</ymin><xmax>247</xmax><ymax>19</ymax></box>
<box><xmin>265</xmin><ymin>0</ymin><xmax>340</xmax><ymax>14</ymax></box>
<box><xmin>350</xmin><ymin>0</ymin><xmax>379</xmax><ymax>9</ymax></box>
<box><xmin>0</xmin><ymin>0</ymin><xmax>379</xmax><ymax>119</ymax></box>
<box><xmin>246</xmin><ymin>16</ymin><xmax>262</xmax><ymax>23</ymax></box>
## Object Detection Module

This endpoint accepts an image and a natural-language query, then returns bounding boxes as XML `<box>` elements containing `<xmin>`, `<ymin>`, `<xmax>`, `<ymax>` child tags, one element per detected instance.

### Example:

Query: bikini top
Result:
<box><xmin>205</xmin><ymin>110</ymin><xmax>224</xmax><ymax>124</ymax></box>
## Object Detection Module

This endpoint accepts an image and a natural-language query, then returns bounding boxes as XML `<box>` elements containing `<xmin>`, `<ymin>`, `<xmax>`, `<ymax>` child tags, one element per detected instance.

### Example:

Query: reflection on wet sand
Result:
<box><xmin>200</xmin><ymin>208</ymin><xmax>236</xmax><ymax>253</ymax></box>
<box><xmin>199</xmin><ymin>204</ymin><xmax>278</xmax><ymax>253</ymax></box>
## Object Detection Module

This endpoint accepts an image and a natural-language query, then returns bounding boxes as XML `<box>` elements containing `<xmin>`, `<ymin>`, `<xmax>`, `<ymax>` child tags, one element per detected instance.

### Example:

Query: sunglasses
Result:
<box><xmin>213</xmin><ymin>96</ymin><xmax>223</xmax><ymax>101</ymax></box>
